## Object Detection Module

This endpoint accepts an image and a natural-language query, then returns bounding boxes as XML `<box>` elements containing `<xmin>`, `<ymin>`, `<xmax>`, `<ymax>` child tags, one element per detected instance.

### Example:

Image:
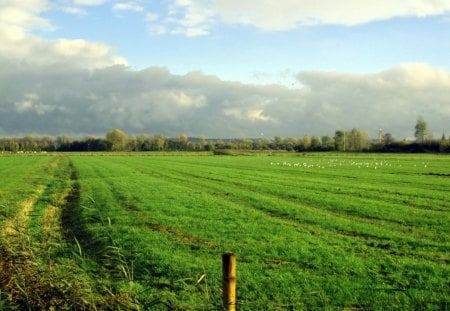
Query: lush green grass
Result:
<box><xmin>1</xmin><ymin>153</ymin><xmax>449</xmax><ymax>309</ymax></box>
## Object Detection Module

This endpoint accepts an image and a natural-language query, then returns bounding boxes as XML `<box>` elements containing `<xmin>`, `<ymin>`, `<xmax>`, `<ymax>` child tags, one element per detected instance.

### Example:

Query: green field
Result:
<box><xmin>1</xmin><ymin>153</ymin><xmax>449</xmax><ymax>310</ymax></box>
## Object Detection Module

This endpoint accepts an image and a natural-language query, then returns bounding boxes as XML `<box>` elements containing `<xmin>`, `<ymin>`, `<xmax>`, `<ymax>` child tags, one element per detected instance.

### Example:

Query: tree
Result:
<box><xmin>179</xmin><ymin>134</ymin><xmax>188</xmax><ymax>150</ymax></box>
<box><xmin>310</xmin><ymin>136</ymin><xmax>322</xmax><ymax>150</ymax></box>
<box><xmin>321</xmin><ymin>136</ymin><xmax>335</xmax><ymax>150</ymax></box>
<box><xmin>106</xmin><ymin>129</ymin><xmax>129</xmax><ymax>151</ymax></box>
<box><xmin>274</xmin><ymin>136</ymin><xmax>284</xmax><ymax>150</ymax></box>
<box><xmin>302</xmin><ymin>135</ymin><xmax>312</xmax><ymax>150</ymax></box>
<box><xmin>383</xmin><ymin>133</ymin><xmax>394</xmax><ymax>145</ymax></box>
<box><xmin>134</xmin><ymin>134</ymin><xmax>152</xmax><ymax>151</ymax></box>
<box><xmin>198</xmin><ymin>135</ymin><xmax>206</xmax><ymax>150</ymax></box>
<box><xmin>347</xmin><ymin>128</ymin><xmax>370</xmax><ymax>151</ymax></box>
<box><xmin>153</xmin><ymin>134</ymin><xmax>166</xmax><ymax>151</ymax></box>
<box><xmin>414</xmin><ymin>117</ymin><xmax>429</xmax><ymax>144</ymax></box>
<box><xmin>6</xmin><ymin>139</ymin><xmax>19</xmax><ymax>153</ymax></box>
<box><xmin>334</xmin><ymin>131</ymin><xmax>345</xmax><ymax>151</ymax></box>
<box><xmin>284</xmin><ymin>137</ymin><xmax>298</xmax><ymax>151</ymax></box>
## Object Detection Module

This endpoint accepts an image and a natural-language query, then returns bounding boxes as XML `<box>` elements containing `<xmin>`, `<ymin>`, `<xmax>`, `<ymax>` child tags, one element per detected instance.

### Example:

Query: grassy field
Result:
<box><xmin>0</xmin><ymin>152</ymin><xmax>449</xmax><ymax>310</ymax></box>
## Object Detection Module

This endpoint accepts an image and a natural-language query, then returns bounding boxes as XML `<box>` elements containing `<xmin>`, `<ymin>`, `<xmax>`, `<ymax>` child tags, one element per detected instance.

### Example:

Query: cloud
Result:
<box><xmin>224</xmin><ymin>108</ymin><xmax>272</xmax><ymax>122</ymax></box>
<box><xmin>74</xmin><ymin>0</ymin><xmax>107</xmax><ymax>6</ymax></box>
<box><xmin>162</xmin><ymin>0</ymin><xmax>450</xmax><ymax>35</ymax></box>
<box><xmin>113</xmin><ymin>2</ymin><xmax>144</xmax><ymax>12</ymax></box>
<box><xmin>145</xmin><ymin>12</ymin><xmax>159</xmax><ymax>22</ymax></box>
<box><xmin>14</xmin><ymin>93</ymin><xmax>59</xmax><ymax>115</ymax></box>
<box><xmin>0</xmin><ymin>0</ymin><xmax>128</xmax><ymax>68</ymax></box>
<box><xmin>0</xmin><ymin>0</ymin><xmax>53</xmax><ymax>32</ymax></box>
<box><xmin>296</xmin><ymin>63</ymin><xmax>450</xmax><ymax>136</ymax></box>
<box><xmin>0</xmin><ymin>61</ymin><xmax>449</xmax><ymax>138</ymax></box>
<box><xmin>215</xmin><ymin>0</ymin><xmax>450</xmax><ymax>30</ymax></box>
<box><xmin>157</xmin><ymin>0</ymin><xmax>215</xmax><ymax>36</ymax></box>
<box><xmin>61</xmin><ymin>7</ymin><xmax>88</xmax><ymax>16</ymax></box>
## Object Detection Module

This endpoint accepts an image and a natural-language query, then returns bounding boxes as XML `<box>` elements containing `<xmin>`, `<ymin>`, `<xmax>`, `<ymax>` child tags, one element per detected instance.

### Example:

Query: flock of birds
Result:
<box><xmin>269</xmin><ymin>159</ymin><xmax>429</xmax><ymax>170</ymax></box>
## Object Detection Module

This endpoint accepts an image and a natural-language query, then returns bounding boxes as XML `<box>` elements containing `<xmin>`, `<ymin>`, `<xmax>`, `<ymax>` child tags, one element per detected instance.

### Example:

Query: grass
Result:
<box><xmin>0</xmin><ymin>152</ymin><xmax>449</xmax><ymax>309</ymax></box>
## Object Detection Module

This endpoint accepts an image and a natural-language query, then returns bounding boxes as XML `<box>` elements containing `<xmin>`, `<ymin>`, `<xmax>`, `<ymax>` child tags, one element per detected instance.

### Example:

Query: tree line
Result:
<box><xmin>1</xmin><ymin>118</ymin><xmax>449</xmax><ymax>153</ymax></box>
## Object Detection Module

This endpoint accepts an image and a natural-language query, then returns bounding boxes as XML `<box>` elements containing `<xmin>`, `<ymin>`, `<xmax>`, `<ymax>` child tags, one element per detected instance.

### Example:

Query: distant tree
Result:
<box><xmin>7</xmin><ymin>139</ymin><xmax>19</xmax><ymax>153</ymax></box>
<box><xmin>135</xmin><ymin>134</ymin><xmax>152</xmax><ymax>151</ymax></box>
<box><xmin>153</xmin><ymin>134</ymin><xmax>166</xmax><ymax>151</ymax></box>
<box><xmin>414</xmin><ymin>117</ymin><xmax>429</xmax><ymax>144</ymax></box>
<box><xmin>86</xmin><ymin>137</ymin><xmax>111</xmax><ymax>151</ymax></box>
<box><xmin>284</xmin><ymin>137</ymin><xmax>298</xmax><ymax>151</ymax></box>
<box><xmin>383</xmin><ymin>133</ymin><xmax>394</xmax><ymax>145</ymax></box>
<box><xmin>334</xmin><ymin>131</ymin><xmax>345</xmax><ymax>151</ymax></box>
<box><xmin>106</xmin><ymin>129</ymin><xmax>129</xmax><ymax>151</ymax></box>
<box><xmin>321</xmin><ymin>136</ymin><xmax>335</xmax><ymax>150</ymax></box>
<box><xmin>198</xmin><ymin>135</ymin><xmax>206</xmax><ymax>150</ymax></box>
<box><xmin>347</xmin><ymin>128</ymin><xmax>370</xmax><ymax>151</ymax></box>
<box><xmin>302</xmin><ymin>135</ymin><xmax>312</xmax><ymax>150</ymax></box>
<box><xmin>204</xmin><ymin>142</ymin><xmax>215</xmax><ymax>151</ymax></box>
<box><xmin>179</xmin><ymin>134</ymin><xmax>188</xmax><ymax>150</ymax></box>
<box><xmin>274</xmin><ymin>136</ymin><xmax>284</xmax><ymax>150</ymax></box>
<box><xmin>310</xmin><ymin>136</ymin><xmax>322</xmax><ymax>150</ymax></box>
<box><xmin>56</xmin><ymin>136</ymin><xmax>73</xmax><ymax>151</ymax></box>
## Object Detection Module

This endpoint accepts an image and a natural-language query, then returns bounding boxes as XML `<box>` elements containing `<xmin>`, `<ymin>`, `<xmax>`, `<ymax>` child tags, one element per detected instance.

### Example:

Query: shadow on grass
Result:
<box><xmin>60</xmin><ymin>161</ymin><xmax>106</xmax><ymax>260</ymax></box>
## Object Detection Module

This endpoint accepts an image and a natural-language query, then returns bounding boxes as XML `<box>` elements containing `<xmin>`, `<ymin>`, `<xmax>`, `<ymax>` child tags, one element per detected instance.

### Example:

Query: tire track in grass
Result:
<box><xmin>71</xmin><ymin>158</ymin><xmax>325</xmax><ymax>256</ymax></box>
<box><xmin>119</xmin><ymin>160</ymin><xmax>449</xmax><ymax>262</ymax></box>
<box><xmin>68</xmin><ymin>157</ymin><xmax>229</xmax><ymax>309</ymax></box>
<box><xmin>95</xmin><ymin>158</ymin><xmax>450</xmax><ymax>308</ymax></box>
<box><xmin>148</xmin><ymin>159</ymin><xmax>449</xmax><ymax>235</ymax></box>
<box><xmin>112</xmin><ymin>156</ymin><xmax>450</xmax><ymax>249</ymax></box>
<box><xmin>0</xmin><ymin>156</ymin><xmax>101</xmax><ymax>309</ymax></box>
<box><xmin>124</xmin><ymin>159</ymin><xmax>434</xmax><ymax>235</ymax></box>
<box><xmin>159</xmin><ymin>156</ymin><xmax>450</xmax><ymax>213</ymax></box>
<box><xmin>159</xmin><ymin>157</ymin><xmax>450</xmax><ymax>213</ymax></box>
<box><xmin>69</xmin><ymin>156</ymin><xmax>450</xmax><ymax>309</ymax></box>
<box><xmin>109</xmin><ymin>158</ymin><xmax>404</xmax><ymax>251</ymax></box>
<box><xmin>78</xmin><ymin>158</ymin><xmax>222</xmax><ymax>253</ymax></box>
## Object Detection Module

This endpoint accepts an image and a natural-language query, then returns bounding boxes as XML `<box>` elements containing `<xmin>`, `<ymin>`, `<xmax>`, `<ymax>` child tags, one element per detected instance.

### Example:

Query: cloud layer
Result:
<box><xmin>1</xmin><ymin>61</ymin><xmax>449</xmax><ymax>138</ymax></box>
<box><xmin>0</xmin><ymin>0</ymin><xmax>127</xmax><ymax>67</ymax></box>
<box><xmin>0</xmin><ymin>1</ymin><xmax>449</xmax><ymax>138</ymax></box>
<box><xmin>158</xmin><ymin>0</ymin><xmax>450</xmax><ymax>36</ymax></box>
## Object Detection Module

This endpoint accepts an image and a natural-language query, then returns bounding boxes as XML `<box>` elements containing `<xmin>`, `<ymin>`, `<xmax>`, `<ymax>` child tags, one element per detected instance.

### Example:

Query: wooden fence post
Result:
<box><xmin>222</xmin><ymin>253</ymin><xmax>236</xmax><ymax>311</ymax></box>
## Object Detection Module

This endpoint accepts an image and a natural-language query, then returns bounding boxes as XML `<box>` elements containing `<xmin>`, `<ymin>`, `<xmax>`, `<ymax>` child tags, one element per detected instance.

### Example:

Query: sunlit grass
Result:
<box><xmin>69</xmin><ymin>153</ymin><xmax>450</xmax><ymax>309</ymax></box>
<box><xmin>1</xmin><ymin>153</ymin><xmax>449</xmax><ymax>309</ymax></box>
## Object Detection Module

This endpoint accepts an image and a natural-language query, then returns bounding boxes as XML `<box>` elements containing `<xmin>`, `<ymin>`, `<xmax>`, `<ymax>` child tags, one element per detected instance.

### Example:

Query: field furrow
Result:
<box><xmin>2</xmin><ymin>153</ymin><xmax>449</xmax><ymax>310</ymax></box>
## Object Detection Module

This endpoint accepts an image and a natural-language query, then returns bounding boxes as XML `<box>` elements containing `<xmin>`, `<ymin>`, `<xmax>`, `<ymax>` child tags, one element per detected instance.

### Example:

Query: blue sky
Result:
<box><xmin>1</xmin><ymin>0</ymin><xmax>450</xmax><ymax>138</ymax></box>
<box><xmin>38</xmin><ymin>1</ymin><xmax>450</xmax><ymax>86</ymax></box>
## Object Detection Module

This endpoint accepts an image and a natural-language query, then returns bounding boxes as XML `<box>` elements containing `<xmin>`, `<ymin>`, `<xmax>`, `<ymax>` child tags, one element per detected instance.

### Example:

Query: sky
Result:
<box><xmin>1</xmin><ymin>0</ymin><xmax>450</xmax><ymax>139</ymax></box>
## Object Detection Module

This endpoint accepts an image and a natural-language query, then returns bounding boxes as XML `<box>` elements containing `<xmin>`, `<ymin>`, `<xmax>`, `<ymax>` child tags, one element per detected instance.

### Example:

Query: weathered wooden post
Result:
<box><xmin>222</xmin><ymin>253</ymin><xmax>236</xmax><ymax>311</ymax></box>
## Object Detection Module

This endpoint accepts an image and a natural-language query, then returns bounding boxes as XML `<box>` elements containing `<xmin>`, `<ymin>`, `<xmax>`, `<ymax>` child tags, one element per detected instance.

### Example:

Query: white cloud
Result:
<box><xmin>169</xmin><ymin>91</ymin><xmax>207</xmax><ymax>108</ymax></box>
<box><xmin>163</xmin><ymin>0</ymin><xmax>450</xmax><ymax>35</ymax></box>
<box><xmin>113</xmin><ymin>2</ymin><xmax>144</xmax><ymax>12</ymax></box>
<box><xmin>296</xmin><ymin>63</ymin><xmax>450</xmax><ymax>134</ymax></box>
<box><xmin>148</xmin><ymin>24</ymin><xmax>167</xmax><ymax>35</ymax></box>
<box><xmin>61</xmin><ymin>7</ymin><xmax>88</xmax><ymax>16</ymax></box>
<box><xmin>0</xmin><ymin>57</ymin><xmax>449</xmax><ymax>138</ymax></box>
<box><xmin>14</xmin><ymin>93</ymin><xmax>56</xmax><ymax>115</ymax></box>
<box><xmin>0</xmin><ymin>0</ymin><xmax>52</xmax><ymax>32</ymax></box>
<box><xmin>0</xmin><ymin>0</ymin><xmax>128</xmax><ymax>68</ymax></box>
<box><xmin>145</xmin><ymin>12</ymin><xmax>159</xmax><ymax>22</ymax></box>
<box><xmin>74</xmin><ymin>0</ymin><xmax>107</xmax><ymax>6</ymax></box>
<box><xmin>220</xmin><ymin>0</ymin><xmax>450</xmax><ymax>29</ymax></box>
<box><xmin>224</xmin><ymin>108</ymin><xmax>272</xmax><ymax>122</ymax></box>
<box><xmin>163</xmin><ymin>0</ymin><xmax>215</xmax><ymax>36</ymax></box>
